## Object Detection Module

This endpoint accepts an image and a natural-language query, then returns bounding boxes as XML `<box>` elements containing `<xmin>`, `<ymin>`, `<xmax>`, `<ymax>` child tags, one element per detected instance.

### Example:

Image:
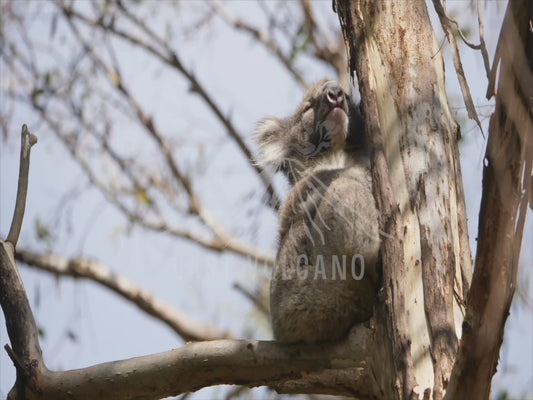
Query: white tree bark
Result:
<box><xmin>336</xmin><ymin>1</ymin><xmax>472</xmax><ymax>398</ymax></box>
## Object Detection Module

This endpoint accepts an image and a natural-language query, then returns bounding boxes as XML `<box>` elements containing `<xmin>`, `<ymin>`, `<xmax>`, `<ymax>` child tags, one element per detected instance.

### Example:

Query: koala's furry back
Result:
<box><xmin>270</xmin><ymin>163</ymin><xmax>380</xmax><ymax>344</ymax></box>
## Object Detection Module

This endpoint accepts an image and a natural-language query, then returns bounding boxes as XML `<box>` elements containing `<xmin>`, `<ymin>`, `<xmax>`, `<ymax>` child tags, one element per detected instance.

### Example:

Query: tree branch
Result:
<box><xmin>4</xmin><ymin>6</ymin><xmax>277</xmax><ymax>266</ymax></box>
<box><xmin>26</xmin><ymin>95</ymin><xmax>274</xmax><ymax>267</ymax></box>
<box><xmin>56</xmin><ymin>0</ymin><xmax>281</xmax><ymax>211</ymax></box>
<box><xmin>6</xmin><ymin>124</ymin><xmax>37</xmax><ymax>246</ymax></box>
<box><xmin>1</xmin><ymin>124</ymin><xmax>44</xmax><ymax>398</ymax></box>
<box><xmin>445</xmin><ymin>1</ymin><xmax>533</xmax><ymax>397</ymax></box>
<box><xmin>16</xmin><ymin>248</ymin><xmax>231</xmax><ymax>342</ymax></box>
<box><xmin>48</xmin><ymin>2</ymin><xmax>277</xmax><ymax>266</ymax></box>
<box><xmin>7</xmin><ymin>332</ymin><xmax>374</xmax><ymax>400</ymax></box>
<box><xmin>1</xmin><ymin>243</ymin><xmax>45</xmax><ymax>399</ymax></box>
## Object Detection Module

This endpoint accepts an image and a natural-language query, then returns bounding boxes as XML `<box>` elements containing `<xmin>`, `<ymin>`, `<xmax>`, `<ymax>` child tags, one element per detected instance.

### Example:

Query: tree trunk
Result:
<box><xmin>336</xmin><ymin>1</ymin><xmax>472</xmax><ymax>398</ymax></box>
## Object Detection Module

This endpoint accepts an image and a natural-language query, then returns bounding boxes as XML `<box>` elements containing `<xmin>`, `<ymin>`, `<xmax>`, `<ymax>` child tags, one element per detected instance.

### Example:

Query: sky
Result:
<box><xmin>0</xmin><ymin>1</ymin><xmax>531</xmax><ymax>399</ymax></box>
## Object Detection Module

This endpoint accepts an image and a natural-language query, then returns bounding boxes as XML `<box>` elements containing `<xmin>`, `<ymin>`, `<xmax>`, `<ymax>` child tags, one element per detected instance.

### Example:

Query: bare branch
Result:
<box><xmin>0</xmin><ymin>124</ymin><xmax>44</xmax><ymax>397</ymax></box>
<box><xmin>208</xmin><ymin>0</ymin><xmax>309</xmax><ymax>89</ymax></box>
<box><xmin>59</xmin><ymin>9</ymin><xmax>197</xmax><ymax>208</ymax></box>
<box><xmin>23</xmin><ymin>88</ymin><xmax>273</xmax><ymax>266</ymax></box>
<box><xmin>7</xmin><ymin>331</ymin><xmax>375</xmax><ymax>400</ymax></box>
<box><xmin>432</xmin><ymin>0</ymin><xmax>484</xmax><ymax>135</ymax></box>
<box><xmin>4</xmin><ymin>344</ymin><xmax>24</xmax><ymax>371</ymax></box>
<box><xmin>56</xmin><ymin>0</ymin><xmax>281</xmax><ymax>211</ymax></box>
<box><xmin>16</xmin><ymin>248</ymin><xmax>231</xmax><ymax>342</ymax></box>
<box><xmin>6</xmin><ymin>124</ymin><xmax>37</xmax><ymax>246</ymax></box>
<box><xmin>2</xmin><ymin>24</ymin><xmax>277</xmax><ymax>268</ymax></box>
<box><xmin>64</xmin><ymin>19</ymin><xmax>276</xmax><ymax>265</ymax></box>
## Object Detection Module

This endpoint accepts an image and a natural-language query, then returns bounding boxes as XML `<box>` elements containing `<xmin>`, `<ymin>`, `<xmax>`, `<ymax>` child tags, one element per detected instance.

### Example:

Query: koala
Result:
<box><xmin>255</xmin><ymin>79</ymin><xmax>381</xmax><ymax>344</ymax></box>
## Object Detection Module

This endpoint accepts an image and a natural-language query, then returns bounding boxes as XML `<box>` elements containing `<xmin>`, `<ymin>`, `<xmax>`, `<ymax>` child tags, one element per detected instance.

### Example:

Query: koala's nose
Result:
<box><xmin>326</xmin><ymin>84</ymin><xmax>345</xmax><ymax>107</ymax></box>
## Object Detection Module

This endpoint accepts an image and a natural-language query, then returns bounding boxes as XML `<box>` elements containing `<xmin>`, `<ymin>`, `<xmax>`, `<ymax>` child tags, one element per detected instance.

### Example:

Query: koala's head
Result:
<box><xmin>255</xmin><ymin>79</ymin><xmax>352</xmax><ymax>185</ymax></box>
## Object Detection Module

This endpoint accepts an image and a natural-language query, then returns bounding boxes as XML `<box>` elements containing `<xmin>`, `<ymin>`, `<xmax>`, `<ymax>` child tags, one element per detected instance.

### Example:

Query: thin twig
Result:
<box><xmin>0</xmin><ymin>125</ymin><xmax>45</xmax><ymax>396</ymax></box>
<box><xmin>4</xmin><ymin>344</ymin><xmax>24</xmax><ymax>371</ymax></box>
<box><xmin>7</xmin><ymin>124</ymin><xmax>37</xmax><ymax>246</ymax></box>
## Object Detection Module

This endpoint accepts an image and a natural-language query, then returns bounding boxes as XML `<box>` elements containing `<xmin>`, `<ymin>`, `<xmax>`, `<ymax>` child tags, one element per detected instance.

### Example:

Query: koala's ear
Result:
<box><xmin>254</xmin><ymin>117</ymin><xmax>288</xmax><ymax>170</ymax></box>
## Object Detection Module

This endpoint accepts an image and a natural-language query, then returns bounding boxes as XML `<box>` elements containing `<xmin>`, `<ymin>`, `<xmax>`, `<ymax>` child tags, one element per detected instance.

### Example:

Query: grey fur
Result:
<box><xmin>256</xmin><ymin>80</ymin><xmax>381</xmax><ymax>344</ymax></box>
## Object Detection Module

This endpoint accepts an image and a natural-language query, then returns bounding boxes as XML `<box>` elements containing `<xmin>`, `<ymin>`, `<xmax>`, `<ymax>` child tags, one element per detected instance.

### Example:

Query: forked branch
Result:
<box><xmin>1</xmin><ymin>124</ymin><xmax>44</xmax><ymax>397</ymax></box>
